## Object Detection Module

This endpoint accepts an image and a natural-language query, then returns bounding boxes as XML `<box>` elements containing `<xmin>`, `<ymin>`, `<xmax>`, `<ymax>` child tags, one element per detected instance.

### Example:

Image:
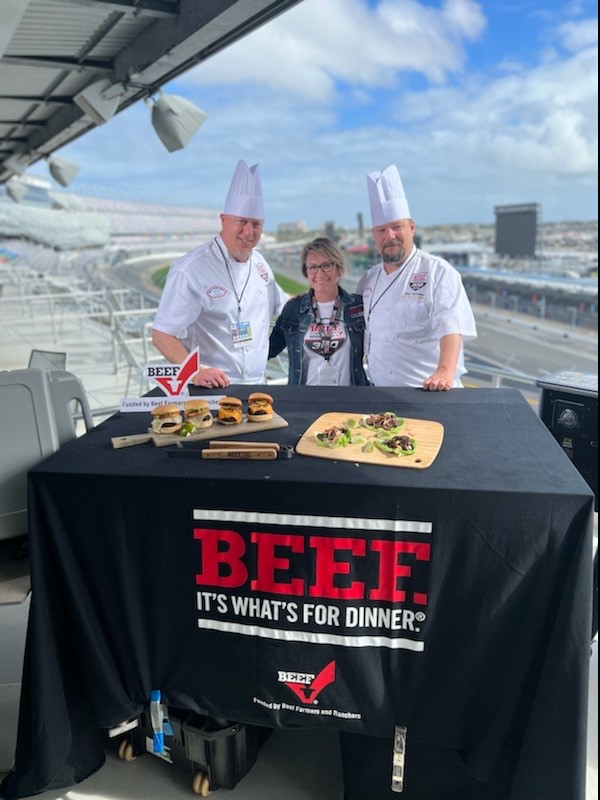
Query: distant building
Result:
<box><xmin>324</xmin><ymin>221</ymin><xmax>341</xmax><ymax>242</ymax></box>
<box><xmin>276</xmin><ymin>221</ymin><xmax>308</xmax><ymax>241</ymax></box>
<box><xmin>494</xmin><ymin>203</ymin><xmax>540</xmax><ymax>258</ymax></box>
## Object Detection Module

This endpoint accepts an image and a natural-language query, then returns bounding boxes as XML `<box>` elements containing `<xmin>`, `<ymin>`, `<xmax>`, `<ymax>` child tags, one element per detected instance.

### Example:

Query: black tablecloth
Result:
<box><xmin>1</xmin><ymin>387</ymin><xmax>594</xmax><ymax>799</ymax></box>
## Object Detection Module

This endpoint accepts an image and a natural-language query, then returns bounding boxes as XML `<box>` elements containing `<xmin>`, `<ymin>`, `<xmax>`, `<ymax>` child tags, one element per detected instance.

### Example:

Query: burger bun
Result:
<box><xmin>184</xmin><ymin>399</ymin><xmax>213</xmax><ymax>429</ymax></box>
<box><xmin>247</xmin><ymin>391</ymin><xmax>274</xmax><ymax>423</ymax></box>
<box><xmin>151</xmin><ymin>402</ymin><xmax>183</xmax><ymax>434</ymax></box>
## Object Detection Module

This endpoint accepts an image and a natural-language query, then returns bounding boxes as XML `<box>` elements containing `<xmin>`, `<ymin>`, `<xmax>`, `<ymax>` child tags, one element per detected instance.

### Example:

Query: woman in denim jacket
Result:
<box><xmin>269</xmin><ymin>238</ymin><xmax>368</xmax><ymax>385</ymax></box>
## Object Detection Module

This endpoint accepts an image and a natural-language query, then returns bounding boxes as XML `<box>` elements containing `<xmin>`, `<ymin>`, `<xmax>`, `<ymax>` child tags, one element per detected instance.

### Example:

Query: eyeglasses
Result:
<box><xmin>306</xmin><ymin>262</ymin><xmax>336</xmax><ymax>274</ymax></box>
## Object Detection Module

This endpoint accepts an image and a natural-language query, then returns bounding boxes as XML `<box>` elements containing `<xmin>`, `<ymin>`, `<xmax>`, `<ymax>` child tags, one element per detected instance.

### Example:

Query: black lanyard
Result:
<box><xmin>215</xmin><ymin>238</ymin><xmax>251</xmax><ymax>317</ymax></box>
<box><xmin>366</xmin><ymin>249</ymin><xmax>418</xmax><ymax>327</ymax></box>
<box><xmin>310</xmin><ymin>291</ymin><xmax>342</xmax><ymax>361</ymax></box>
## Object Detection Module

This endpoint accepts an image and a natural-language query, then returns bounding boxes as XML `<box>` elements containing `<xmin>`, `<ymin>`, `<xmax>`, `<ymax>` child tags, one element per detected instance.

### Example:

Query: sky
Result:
<box><xmin>30</xmin><ymin>0</ymin><xmax>598</xmax><ymax>230</ymax></box>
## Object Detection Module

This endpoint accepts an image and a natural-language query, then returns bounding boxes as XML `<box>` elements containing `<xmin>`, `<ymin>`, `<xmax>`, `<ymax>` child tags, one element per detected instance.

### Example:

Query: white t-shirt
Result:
<box><xmin>302</xmin><ymin>299</ymin><xmax>351</xmax><ymax>385</ymax></box>
<box><xmin>153</xmin><ymin>236</ymin><xmax>287</xmax><ymax>383</ymax></box>
<box><xmin>358</xmin><ymin>247</ymin><xmax>477</xmax><ymax>387</ymax></box>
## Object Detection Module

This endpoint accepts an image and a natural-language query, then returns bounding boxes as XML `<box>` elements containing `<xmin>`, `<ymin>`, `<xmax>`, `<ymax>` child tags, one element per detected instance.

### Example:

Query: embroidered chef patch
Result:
<box><xmin>255</xmin><ymin>263</ymin><xmax>269</xmax><ymax>282</ymax></box>
<box><xmin>207</xmin><ymin>285</ymin><xmax>227</xmax><ymax>298</ymax></box>
<box><xmin>409</xmin><ymin>273</ymin><xmax>428</xmax><ymax>291</ymax></box>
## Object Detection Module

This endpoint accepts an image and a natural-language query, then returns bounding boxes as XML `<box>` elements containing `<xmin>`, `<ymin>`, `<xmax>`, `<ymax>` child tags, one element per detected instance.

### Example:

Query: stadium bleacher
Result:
<box><xmin>1</xmin><ymin>182</ymin><xmax>221</xmax><ymax>250</ymax></box>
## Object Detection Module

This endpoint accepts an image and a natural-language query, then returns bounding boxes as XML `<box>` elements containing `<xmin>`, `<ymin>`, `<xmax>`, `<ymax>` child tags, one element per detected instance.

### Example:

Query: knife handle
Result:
<box><xmin>111</xmin><ymin>434</ymin><xmax>154</xmax><ymax>449</ymax></box>
<box><xmin>202</xmin><ymin>449</ymin><xmax>277</xmax><ymax>460</ymax></box>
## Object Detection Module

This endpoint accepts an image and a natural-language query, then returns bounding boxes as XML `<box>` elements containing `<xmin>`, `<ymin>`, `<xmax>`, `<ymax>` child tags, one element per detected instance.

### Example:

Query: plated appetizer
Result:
<box><xmin>360</xmin><ymin>411</ymin><xmax>405</xmax><ymax>433</ymax></box>
<box><xmin>374</xmin><ymin>433</ymin><xmax>417</xmax><ymax>457</ymax></box>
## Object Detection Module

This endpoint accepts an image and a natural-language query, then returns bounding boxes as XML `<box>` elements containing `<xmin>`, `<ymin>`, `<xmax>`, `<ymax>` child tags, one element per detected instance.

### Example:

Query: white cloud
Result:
<box><xmin>397</xmin><ymin>35</ymin><xmax>597</xmax><ymax>176</ymax></box>
<box><xmin>42</xmin><ymin>0</ymin><xmax>597</xmax><ymax>227</ymax></box>
<box><xmin>556</xmin><ymin>17</ymin><xmax>598</xmax><ymax>51</ymax></box>
<box><xmin>186</xmin><ymin>0</ymin><xmax>485</xmax><ymax>97</ymax></box>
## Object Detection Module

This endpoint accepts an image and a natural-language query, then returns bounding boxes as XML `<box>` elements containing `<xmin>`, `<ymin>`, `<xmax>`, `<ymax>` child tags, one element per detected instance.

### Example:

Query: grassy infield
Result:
<box><xmin>152</xmin><ymin>266</ymin><xmax>307</xmax><ymax>296</ymax></box>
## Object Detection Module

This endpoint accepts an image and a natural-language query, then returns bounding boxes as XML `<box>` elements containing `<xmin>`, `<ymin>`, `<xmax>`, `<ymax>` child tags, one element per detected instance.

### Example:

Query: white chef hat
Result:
<box><xmin>366</xmin><ymin>164</ymin><xmax>411</xmax><ymax>227</ymax></box>
<box><xmin>223</xmin><ymin>159</ymin><xmax>264</xmax><ymax>220</ymax></box>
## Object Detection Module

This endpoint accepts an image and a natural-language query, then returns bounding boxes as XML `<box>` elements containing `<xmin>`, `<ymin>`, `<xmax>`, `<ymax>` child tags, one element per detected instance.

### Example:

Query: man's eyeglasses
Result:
<box><xmin>306</xmin><ymin>262</ymin><xmax>336</xmax><ymax>274</ymax></box>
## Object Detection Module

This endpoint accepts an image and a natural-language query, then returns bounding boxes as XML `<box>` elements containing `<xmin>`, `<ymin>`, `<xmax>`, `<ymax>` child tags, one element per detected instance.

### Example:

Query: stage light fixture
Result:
<box><xmin>4</xmin><ymin>152</ymin><xmax>30</xmax><ymax>175</ymax></box>
<box><xmin>48</xmin><ymin>156</ymin><xmax>80</xmax><ymax>187</ymax></box>
<box><xmin>74</xmin><ymin>78</ymin><xmax>125</xmax><ymax>125</ymax></box>
<box><xmin>150</xmin><ymin>92</ymin><xmax>207</xmax><ymax>153</ymax></box>
<box><xmin>6</xmin><ymin>180</ymin><xmax>27</xmax><ymax>202</ymax></box>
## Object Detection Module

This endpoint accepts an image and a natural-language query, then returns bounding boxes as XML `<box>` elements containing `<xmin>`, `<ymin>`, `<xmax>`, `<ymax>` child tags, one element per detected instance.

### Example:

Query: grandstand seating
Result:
<box><xmin>0</xmin><ymin>203</ymin><xmax>111</xmax><ymax>250</ymax></box>
<box><xmin>1</xmin><ymin>185</ymin><xmax>221</xmax><ymax>249</ymax></box>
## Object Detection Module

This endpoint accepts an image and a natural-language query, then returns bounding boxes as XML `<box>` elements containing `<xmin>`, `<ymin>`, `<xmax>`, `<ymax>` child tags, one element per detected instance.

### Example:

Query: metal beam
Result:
<box><xmin>0</xmin><ymin>96</ymin><xmax>73</xmax><ymax>106</ymax></box>
<box><xmin>0</xmin><ymin>120</ymin><xmax>47</xmax><ymax>126</ymax></box>
<box><xmin>1</xmin><ymin>56</ymin><xmax>113</xmax><ymax>74</ymax></box>
<box><xmin>112</xmin><ymin>0</ymin><xmax>304</xmax><ymax>83</ymax></box>
<box><xmin>61</xmin><ymin>0</ymin><xmax>179</xmax><ymax>19</ymax></box>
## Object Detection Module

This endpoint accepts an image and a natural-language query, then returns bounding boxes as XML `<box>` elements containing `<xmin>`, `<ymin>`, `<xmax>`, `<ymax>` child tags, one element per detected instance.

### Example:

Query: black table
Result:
<box><xmin>1</xmin><ymin>387</ymin><xmax>594</xmax><ymax>800</ymax></box>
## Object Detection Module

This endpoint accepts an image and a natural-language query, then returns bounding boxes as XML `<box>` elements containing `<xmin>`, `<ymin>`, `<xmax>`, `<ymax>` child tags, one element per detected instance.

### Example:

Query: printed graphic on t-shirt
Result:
<box><xmin>304</xmin><ymin>321</ymin><xmax>347</xmax><ymax>357</ymax></box>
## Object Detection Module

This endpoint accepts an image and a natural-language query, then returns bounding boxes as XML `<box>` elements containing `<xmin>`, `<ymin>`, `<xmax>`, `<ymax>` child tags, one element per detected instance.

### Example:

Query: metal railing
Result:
<box><xmin>3</xmin><ymin>242</ymin><xmax>578</xmax><ymax>423</ymax></box>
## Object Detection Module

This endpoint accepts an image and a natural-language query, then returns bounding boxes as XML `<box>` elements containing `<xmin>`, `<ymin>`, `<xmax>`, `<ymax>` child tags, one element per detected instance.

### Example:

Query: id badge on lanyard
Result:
<box><xmin>216</xmin><ymin>238</ymin><xmax>254</xmax><ymax>348</ymax></box>
<box><xmin>231</xmin><ymin>320</ymin><xmax>253</xmax><ymax>348</ymax></box>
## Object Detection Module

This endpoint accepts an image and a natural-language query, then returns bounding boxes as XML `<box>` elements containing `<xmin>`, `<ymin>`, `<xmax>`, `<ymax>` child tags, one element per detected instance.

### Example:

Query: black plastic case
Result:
<box><xmin>117</xmin><ymin>709</ymin><xmax>267</xmax><ymax>795</ymax></box>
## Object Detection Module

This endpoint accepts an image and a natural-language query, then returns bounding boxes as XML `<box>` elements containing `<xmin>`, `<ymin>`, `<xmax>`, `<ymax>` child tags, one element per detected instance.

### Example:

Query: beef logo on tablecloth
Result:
<box><xmin>191</xmin><ymin>509</ymin><xmax>432</xmax><ymax>653</ymax></box>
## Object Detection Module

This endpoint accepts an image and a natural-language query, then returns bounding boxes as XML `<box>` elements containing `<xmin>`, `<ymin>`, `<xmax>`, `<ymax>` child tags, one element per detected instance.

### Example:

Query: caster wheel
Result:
<box><xmin>192</xmin><ymin>770</ymin><xmax>212</xmax><ymax>796</ymax></box>
<box><xmin>118</xmin><ymin>739</ymin><xmax>137</xmax><ymax>762</ymax></box>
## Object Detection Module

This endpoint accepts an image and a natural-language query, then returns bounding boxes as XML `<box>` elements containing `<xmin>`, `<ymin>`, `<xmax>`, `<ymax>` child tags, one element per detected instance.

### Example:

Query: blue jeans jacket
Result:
<box><xmin>268</xmin><ymin>288</ymin><xmax>369</xmax><ymax>385</ymax></box>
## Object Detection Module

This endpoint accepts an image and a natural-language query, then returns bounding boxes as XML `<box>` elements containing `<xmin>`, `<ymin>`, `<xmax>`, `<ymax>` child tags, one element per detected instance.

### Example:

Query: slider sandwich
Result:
<box><xmin>180</xmin><ymin>398</ymin><xmax>213</xmax><ymax>436</ymax></box>
<box><xmin>217</xmin><ymin>396</ymin><xmax>243</xmax><ymax>426</ymax></box>
<box><xmin>151</xmin><ymin>403</ymin><xmax>183</xmax><ymax>434</ymax></box>
<box><xmin>247</xmin><ymin>392</ymin><xmax>274</xmax><ymax>423</ymax></box>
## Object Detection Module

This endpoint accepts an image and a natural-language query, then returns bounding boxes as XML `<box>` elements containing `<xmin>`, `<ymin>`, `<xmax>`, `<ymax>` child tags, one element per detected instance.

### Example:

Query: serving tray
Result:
<box><xmin>111</xmin><ymin>413</ymin><xmax>289</xmax><ymax>449</ymax></box>
<box><xmin>295</xmin><ymin>412</ymin><xmax>444</xmax><ymax>469</ymax></box>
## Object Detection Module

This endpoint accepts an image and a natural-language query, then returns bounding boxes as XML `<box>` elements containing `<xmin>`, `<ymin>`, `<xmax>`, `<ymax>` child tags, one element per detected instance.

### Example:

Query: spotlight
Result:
<box><xmin>74</xmin><ymin>78</ymin><xmax>125</xmax><ymax>125</ymax></box>
<box><xmin>4</xmin><ymin>152</ymin><xmax>29</xmax><ymax>175</ymax></box>
<box><xmin>150</xmin><ymin>92</ymin><xmax>207</xmax><ymax>153</ymax></box>
<box><xmin>6</xmin><ymin>180</ymin><xmax>27</xmax><ymax>203</ymax></box>
<box><xmin>48</xmin><ymin>156</ymin><xmax>80</xmax><ymax>187</ymax></box>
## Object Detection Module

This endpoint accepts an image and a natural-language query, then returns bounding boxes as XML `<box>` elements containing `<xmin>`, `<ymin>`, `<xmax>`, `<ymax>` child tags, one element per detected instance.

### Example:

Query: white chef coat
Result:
<box><xmin>358</xmin><ymin>247</ymin><xmax>477</xmax><ymax>387</ymax></box>
<box><xmin>152</xmin><ymin>236</ymin><xmax>287</xmax><ymax>383</ymax></box>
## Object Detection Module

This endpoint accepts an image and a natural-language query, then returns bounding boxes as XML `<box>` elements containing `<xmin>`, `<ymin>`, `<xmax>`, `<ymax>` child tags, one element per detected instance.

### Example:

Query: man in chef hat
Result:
<box><xmin>152</xmin><ymin>160</ymin><xmax>287</xmax><ymax>387</ymax></box>
<box><xmin>358</xmin><ymin>164</ymin><xmax>477</xmax><ymax>390</ymax></box>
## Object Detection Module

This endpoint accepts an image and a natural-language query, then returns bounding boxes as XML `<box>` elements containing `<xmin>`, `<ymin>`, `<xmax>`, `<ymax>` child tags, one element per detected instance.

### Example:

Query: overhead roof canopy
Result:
<box><xmin>0</xmin><ymin>0</ymin><xmax>303</xmax><ymax>184</ymax></box>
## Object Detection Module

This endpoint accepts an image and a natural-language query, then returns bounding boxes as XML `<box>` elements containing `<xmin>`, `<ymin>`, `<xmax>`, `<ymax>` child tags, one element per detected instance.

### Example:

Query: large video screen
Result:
<box><xmin>494</xmin><ymin>204</ymin><xmax>540</xmax><ymax>257</ymax></box>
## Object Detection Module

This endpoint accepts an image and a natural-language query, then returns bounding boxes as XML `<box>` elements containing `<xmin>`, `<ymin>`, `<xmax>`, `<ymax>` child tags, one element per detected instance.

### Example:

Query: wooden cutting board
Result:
<box><xmin>111</xmin><ymin>413</ymin><xmax>289</xmax><ymax>449</ymax></box>
<box><xmin>296</xmin><ymin>412</ymin><xmax>444</xmax><ymax>469</ymax></box>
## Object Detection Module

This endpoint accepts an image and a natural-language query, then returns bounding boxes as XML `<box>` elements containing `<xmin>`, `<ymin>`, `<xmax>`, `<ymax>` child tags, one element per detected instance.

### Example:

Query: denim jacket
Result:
<box><xmin>268</xmin><ymin>287</ymin><xmax>368</xmax><ymax>385</ymax></box>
